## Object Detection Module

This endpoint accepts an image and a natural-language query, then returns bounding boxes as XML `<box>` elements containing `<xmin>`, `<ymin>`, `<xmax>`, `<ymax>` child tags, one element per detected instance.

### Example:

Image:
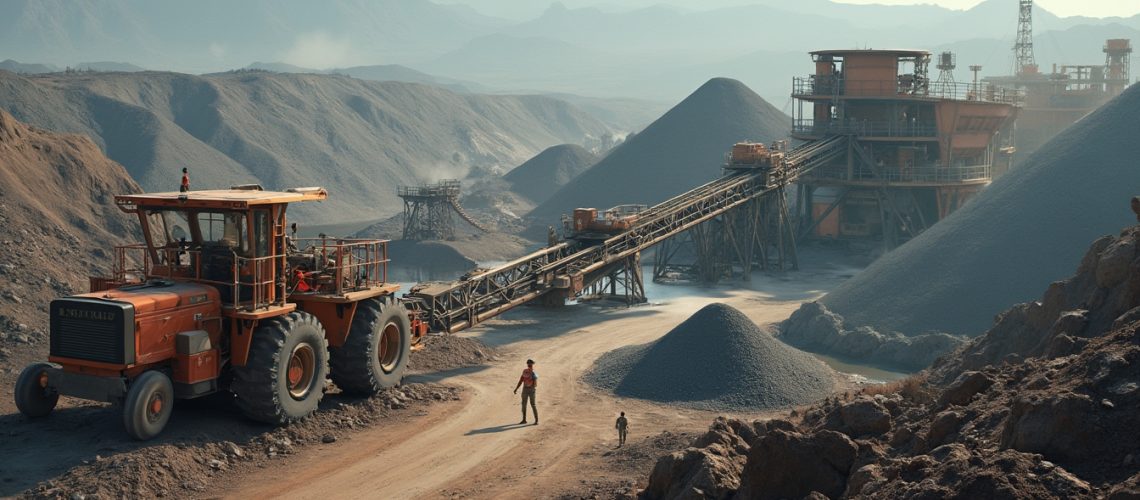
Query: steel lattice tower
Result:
<box><xmin>1014</xmin><ymin>0</ymin><xmax>1037</xmax><ymax>75</ymax></box>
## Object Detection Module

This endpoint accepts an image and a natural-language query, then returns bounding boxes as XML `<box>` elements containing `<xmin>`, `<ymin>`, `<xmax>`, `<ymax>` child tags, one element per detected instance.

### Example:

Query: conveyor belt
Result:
<box><xmin>406</xmin><ymin>135</ymin><xmax>849</xmax><ymax>333</ymax></box>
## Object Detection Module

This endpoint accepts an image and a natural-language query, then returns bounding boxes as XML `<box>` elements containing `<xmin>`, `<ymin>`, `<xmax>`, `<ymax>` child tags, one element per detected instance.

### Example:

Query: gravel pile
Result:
<box><xmin>504</xmin><ymin>144</ymin><xmax>598</xmax><ymax>204</ymax></box>
<box><xmin>407</xmin><ymin>334</ymin><xmax>498</xmax><ymax>374</ymax></box>
<box><xmin>586</xmin><ymin>303</ymin><xmax>836</xmax><ymax>410</ymax></box>
<box><xmin>819</xmin><ymin>83</ymin><xmax>1140</xmax><ymax>337</ymax></box>
<box><xmin>530</xmin><ymin>78</ymin><xmax>788</xmax><ymax>222</ymax></box>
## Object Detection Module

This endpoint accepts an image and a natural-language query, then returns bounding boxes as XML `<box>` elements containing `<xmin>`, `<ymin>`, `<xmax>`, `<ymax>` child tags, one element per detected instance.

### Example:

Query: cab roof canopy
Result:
<box><xmin>115</xmin><ymin>187</ymin><xmax>327</xmax><ymax>212</ymax></box>
<box><xmin>810</xmin><ymin>49</ymin><xmax>931</xmax><ymax>58</ymax></box>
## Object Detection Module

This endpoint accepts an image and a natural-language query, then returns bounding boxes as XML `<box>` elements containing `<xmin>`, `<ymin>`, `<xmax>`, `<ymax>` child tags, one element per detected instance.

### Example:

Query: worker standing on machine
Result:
<box><xmin>180</xmin><ymin>167</ymin><xmax>190</xmax><ymax>192</ymax></box>
<box><xmin>513</xmin><ymin>359</ymin><xmax>538</xmax><ymax>425</ymax></box>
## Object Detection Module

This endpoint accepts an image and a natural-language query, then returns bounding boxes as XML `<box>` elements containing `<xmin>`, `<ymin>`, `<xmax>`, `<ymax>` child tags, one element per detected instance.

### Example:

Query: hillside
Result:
<box><xmin>529</xmin><ymin>78</ymin><xmax>788</xmax><ymax>223</ymax></box>
<box><xmin>778</xmin><ymin>83</ymin><xmax>1140</xmax><ymax>369</ymax></box>
<box><xmin>0</xmin><ymin>70</ymin><xmax>613</xmax><ymax>222</ymax></box>
<box><xmin>503</xmin><ymin>144</ymin><xmax>597</xmax><ymax>204</ymax></box>
<box><xmin>0</xmin><ymin>110</ymin><xmax>140</xmax><ymax>333</ymax></box>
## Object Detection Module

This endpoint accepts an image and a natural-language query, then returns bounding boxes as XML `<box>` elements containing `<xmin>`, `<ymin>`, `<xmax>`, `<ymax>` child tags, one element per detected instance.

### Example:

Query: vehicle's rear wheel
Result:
<box><xmin>15</xmin><ymin>363</ymin><xmax>59</xmax><ymax>418</ymax></box>
<box><xmin>232</xmin><ymin>312</ymin><xmax>329</xmax><ymax>424</ymax></box>
<box><xmin>330</xmin><ymin>297</ymin><xmax>411</xmax><ymax>395</ymax></box>
<box><xmin>122</xmin><ymin>370</ymin><xmax>174</xmax><ymax>440</ymax></box>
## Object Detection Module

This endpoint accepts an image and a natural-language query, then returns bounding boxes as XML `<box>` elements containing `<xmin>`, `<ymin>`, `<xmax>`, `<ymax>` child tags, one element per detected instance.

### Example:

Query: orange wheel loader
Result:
<box><xmin>14</xmin><ymin>185</ymin><xmax>425</xmax><ymax>439</ymax></box>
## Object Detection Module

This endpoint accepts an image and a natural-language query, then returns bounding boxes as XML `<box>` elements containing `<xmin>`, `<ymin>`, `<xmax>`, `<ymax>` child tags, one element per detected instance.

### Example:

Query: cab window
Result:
<box><xmin>197</xmin><ymin>211</ymin><xmax>248</xmax><ymax>254</ymax></box>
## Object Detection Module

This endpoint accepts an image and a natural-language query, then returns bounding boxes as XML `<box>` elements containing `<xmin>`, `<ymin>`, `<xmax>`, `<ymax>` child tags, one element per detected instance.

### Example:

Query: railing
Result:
<box><xmin>291</xmin><ymin>238</ymin><xmax>390</xmax><ymax>296</ymax></box>
<box><xmin>109</xmin><ymin>244</ymin><xmax>283</xmax><ymax>311</ymax></box>
<box><xmin>104</xmin><ymin>238</ymin><xmax>390</xmax><ymax>311</ymax></box>
<box><xmin>802</xmin><ymin>163</ymin><xmax>992</xmax><ymax>184</ymax></box>
<box><xmin>397</xmin><ymin>179</ymin><xmax>461</xmax><ymax>198</ymax></box>
<box><xmin>792</xmin><ymin>119</ymin><xmax>938</xmax><ymax>138</ymax></box>
<box><xmin>793</xmin><ymin>76</ymin><xmax>1025</xmax><ymax>105</ymax></box>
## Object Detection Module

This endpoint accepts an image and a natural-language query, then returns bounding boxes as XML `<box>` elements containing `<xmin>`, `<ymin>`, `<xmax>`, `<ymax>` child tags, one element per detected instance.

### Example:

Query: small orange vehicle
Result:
<box><xmin>567</xmin><ymin>204</ymin><xmax>647</xmax><ymax>240</ymax></box>
<box><xmin>15</xmin><ymin>186</ymin><xmax>422</xmax><ymax>439</ymax></box>
<box><xmin>727</xmin><ymin>141</ymin><xmax>785</xmax><ymax>169</ymax></box>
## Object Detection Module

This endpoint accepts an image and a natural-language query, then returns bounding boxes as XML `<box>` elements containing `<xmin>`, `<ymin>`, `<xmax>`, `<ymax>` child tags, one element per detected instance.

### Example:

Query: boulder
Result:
<box><xmin>644</xmin><ymin>444</ymin><xmax>744</xmax><ymax>500</ymax></box>
<box><xmin>736</xmin><ymin>429</ymin><xmax>858</xmax><ymax>499</ymax></box>
<box><xmin>938</xmin><ymin>371</ymin><xmax>995</xmax><ymax>407</ymax></box>
<box><xmin>837</xmin><ymin>397</ymin><xmax>892</xmax><ymax>437</ymax></box>
<box><xmin>1001</xmin><ymin>392</ymin><xmax>1097</xmax><ymax>462</ymax></box>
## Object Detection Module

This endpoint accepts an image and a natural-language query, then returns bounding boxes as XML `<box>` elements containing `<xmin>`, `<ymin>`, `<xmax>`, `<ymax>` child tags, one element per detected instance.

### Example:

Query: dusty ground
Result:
<box><xmin>217</xmin><ymin>261</ymin><xmax>857</xmax><ymax>500</ymax></box>
<box><xmin>1</xmin><ymin>250</ymin><xmax>861</xmax><ymax>499</ymax></box>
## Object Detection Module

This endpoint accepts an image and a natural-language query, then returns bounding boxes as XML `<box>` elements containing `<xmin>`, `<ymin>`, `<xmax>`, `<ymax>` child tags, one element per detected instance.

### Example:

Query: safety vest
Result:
<box><xmin>520</xmin><ymin>368</ymin><xmax>537</xmax><ymax>387</ymax></box>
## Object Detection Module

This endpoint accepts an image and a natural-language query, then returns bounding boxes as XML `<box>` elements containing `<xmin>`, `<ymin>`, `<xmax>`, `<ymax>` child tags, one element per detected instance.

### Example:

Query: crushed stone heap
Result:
<box><xmin>587</xmin><ymin>303</ymin><xmax>836</xmax><ymax>410</ymax></box>
<box><xmin>822</xmin><ymin>83</ymin><xmax>1140</xmax><ymax>336</ymax></box>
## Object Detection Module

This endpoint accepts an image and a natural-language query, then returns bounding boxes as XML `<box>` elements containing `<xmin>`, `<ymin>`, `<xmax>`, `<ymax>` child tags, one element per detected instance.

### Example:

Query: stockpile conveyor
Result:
<box><xmin>406</xmin><ymin>135</ymin><xmax>849</xmax><ymax>333</ymax></box>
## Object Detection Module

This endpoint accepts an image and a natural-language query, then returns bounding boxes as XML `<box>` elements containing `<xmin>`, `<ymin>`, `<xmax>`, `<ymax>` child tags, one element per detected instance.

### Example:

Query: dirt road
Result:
<box><xmin>225</xmin><ymin>266</ymin><xmax>850</xmax><ymax>499</ymax></box>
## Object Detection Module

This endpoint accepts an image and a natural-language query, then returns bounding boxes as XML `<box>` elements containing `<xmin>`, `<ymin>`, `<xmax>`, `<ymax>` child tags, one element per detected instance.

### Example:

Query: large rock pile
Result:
<box><xmin>0</xmin><ymin>110</ymin><xmax>139</xmax><ymax>335</ymax></box>
<box><xmin>587</xmin><ymin>303</ymin><xmax>836</xmax><ymax>410</ymax></box>
<box><xmin>780</xmin><ymin>83</ymin><xmax>1140</xmax><ymax>367</ymax></box>
<box><xmin>640</xmin><ymin>220</ymin><xmax>1140</xmax><ymax>498</ymax></box>
<box><xmin>530</xmin><ymin>78</ymin><xmax>788</xmax><ymax>223</ymax></box>
<box><xmin>503</xmin><ymin>144</ymin><xmax>598</xmax><ymax>204</ymax></box>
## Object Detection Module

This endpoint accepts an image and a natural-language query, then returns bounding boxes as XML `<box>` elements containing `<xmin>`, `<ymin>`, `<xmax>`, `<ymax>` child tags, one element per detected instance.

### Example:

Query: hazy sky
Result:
<box><xmin>839</xmin><ymin>0</ymin><xmax>1140</xmax><ymax>18</ymax></box>
<box><xmin>441</xmin><ymin>0</ymin><xmax>1140</xmax><ymax>21</ymax></box>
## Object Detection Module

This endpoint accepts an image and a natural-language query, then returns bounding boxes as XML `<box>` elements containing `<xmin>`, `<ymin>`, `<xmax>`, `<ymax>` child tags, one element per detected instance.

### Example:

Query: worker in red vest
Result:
<box><xmin>180</xmin><ymin>167</ymin><xmax>190</xmax><ymax>192</ymax></box>
<box><xmin>513</xmin><ymin>359</ymin><xmax>538</xmax><ymax>425</ymax></box>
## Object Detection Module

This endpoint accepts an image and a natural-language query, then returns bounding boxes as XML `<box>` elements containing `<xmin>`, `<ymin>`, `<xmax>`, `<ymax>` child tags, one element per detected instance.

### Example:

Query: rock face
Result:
<box><xmin>735</xmin><ymin>429</ymin><xmax>858</xmax><ymax>499</ymax></box>
<box><xmin>812</xmin><ymin>83</ymin><xmax>1140</xmax><ymax>339</ymax></box>
<box><xmin>641</xmin><ymin>221</ymin><xmax>1140</xmax><ymax>498</ymax></box>
<box><xmin>586</xmin><ymin>303</ymin><xmax>836</xmax><ymax>410</ymax></box>
<box><xmin>0</xmin><ymin>110</ymin><xmax>140</xmax><ymax>334</ymax></box>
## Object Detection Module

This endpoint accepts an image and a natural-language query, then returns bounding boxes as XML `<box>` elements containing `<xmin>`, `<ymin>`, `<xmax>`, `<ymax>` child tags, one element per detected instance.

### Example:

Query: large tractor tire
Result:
<box><xmin>15</xmin><ymin>363</ymin><xmax>59</xmax><ymax>418</ymax></box>
<box><xmin>330</xmin><ymin>297</ymin><xmax>411</xmax><ymax>395</ymax></box>
<box><xmin>231</xmin><ymin>312</ymin><xmax>329</xmax><ymax>424</ymax></box>
<box><xmin>122</xmin><ymin>370</ymin><xmax>174</xmax><ymax>440</ymax></box>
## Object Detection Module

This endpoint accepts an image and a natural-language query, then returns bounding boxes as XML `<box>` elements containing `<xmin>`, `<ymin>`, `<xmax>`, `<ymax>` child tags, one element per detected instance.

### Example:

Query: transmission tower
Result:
<box><xmin>1013</xmin><ymin>0</ymin><xmax>1037</xmax><ymax>76</ymax></box>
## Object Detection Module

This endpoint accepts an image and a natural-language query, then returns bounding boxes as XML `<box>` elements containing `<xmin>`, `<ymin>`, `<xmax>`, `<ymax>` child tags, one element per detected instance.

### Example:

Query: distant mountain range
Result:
<box><xmin>2</xmin><ymin>0</ymin><xmax>1136</xmax><ymax>105</ymax></box>
<box><xmin>0</xmin><ymin>59</ymin><xmax>146</xmax><ymax>73</ymax></box>
<box><xmin>0</xmin><ymin>70</ymin><xmax>613</xmax><ymax>222</ymax></box>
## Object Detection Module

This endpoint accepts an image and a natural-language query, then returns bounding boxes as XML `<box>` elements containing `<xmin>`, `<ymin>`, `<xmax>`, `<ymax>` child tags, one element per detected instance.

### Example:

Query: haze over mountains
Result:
<box><xmin>3</xmin><ymin>0</ymin><xmax>1137</xmax><ymax>105</ymax></box>
<box><xmin>0</xmin><ymin>70</ymin><xmax>612</xmax><ymax>222</ymax></box>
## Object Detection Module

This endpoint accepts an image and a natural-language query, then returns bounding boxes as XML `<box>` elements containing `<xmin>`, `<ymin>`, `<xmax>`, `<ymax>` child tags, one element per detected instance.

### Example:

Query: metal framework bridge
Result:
<box><xmin>405</xmin><ymin>135</ymin><xmax>849</xmax><ymax>333</ymax></box>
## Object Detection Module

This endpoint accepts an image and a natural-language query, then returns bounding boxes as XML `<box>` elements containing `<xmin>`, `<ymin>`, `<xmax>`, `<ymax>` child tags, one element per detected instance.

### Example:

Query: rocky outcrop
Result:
<box><xmin>644</xmin><ymin>418</ymin><xmax>752</xmax><ymax>499</ymax></box>
<box><xmin>641</xmin><ymin>217</ymin><xmax>1140</xmax><ymax>498</ymax></box>
<box><xmin>735</xmin><ymin>429</ymin><xmax>858</xmax><ymax>499</ymax></box>
<box><xmin>778</xmin><ymin>301</ymin><xmax>966</xmax><ymax>371</ymax></box>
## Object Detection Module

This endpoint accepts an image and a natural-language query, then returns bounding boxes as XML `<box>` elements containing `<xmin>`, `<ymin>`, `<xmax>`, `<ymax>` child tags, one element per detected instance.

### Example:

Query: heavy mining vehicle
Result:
<box><xmin>14</xmin><ymin>186</ymin><xmax>423</xmax><ymax>439</ymax></box>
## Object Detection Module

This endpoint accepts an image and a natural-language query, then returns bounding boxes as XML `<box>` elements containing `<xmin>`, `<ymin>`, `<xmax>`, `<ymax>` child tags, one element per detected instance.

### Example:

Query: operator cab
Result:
<box><xmin>111</xmin><ymin>185</ymin><xmax>328</xmax><ymax>314</ymax></box>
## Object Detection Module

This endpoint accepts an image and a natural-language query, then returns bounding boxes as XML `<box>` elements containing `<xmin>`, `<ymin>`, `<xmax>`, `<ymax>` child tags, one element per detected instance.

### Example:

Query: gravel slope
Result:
<box><xmin>586</xmin><ymin>303</ymin><xmax>836</xmax><ymax>410</ymax></box>
<box><xmin>820</xmin><ymin>83</ymin><xmax>1140</xmax><ymax>336</ymax></box>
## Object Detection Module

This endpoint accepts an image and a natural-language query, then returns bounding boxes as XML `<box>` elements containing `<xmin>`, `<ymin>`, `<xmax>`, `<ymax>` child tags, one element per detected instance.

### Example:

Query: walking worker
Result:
<box><xmin>180</xmin><ymin>167</ymin><xmax>190</xmax><ymax>192</ymax></box>
<box><xmin>616</xmin><ymin>411</ymin><xmax>629</xmax><ymax>446</ymax></box>
<box><xmin>513</xmin><ymin>359</ymin><xmax>538</xmax><ymax>425</ymax></box>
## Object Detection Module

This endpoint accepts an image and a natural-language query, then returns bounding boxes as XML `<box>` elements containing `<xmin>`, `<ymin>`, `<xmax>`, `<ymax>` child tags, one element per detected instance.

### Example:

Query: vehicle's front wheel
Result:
<box><xmin>232</xmin><ymin>312</ymin><xmax>329</xmax><ymax>424</ymax></box>
<box><xmin>15</xmin><ymin>362</ymin><xmax>59</xmax><ymax>418</ymax></box>
<box><xmin>122</xmin><ymin>370</ymin><xmax>174</xmax><ymax>440</ymax></box>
